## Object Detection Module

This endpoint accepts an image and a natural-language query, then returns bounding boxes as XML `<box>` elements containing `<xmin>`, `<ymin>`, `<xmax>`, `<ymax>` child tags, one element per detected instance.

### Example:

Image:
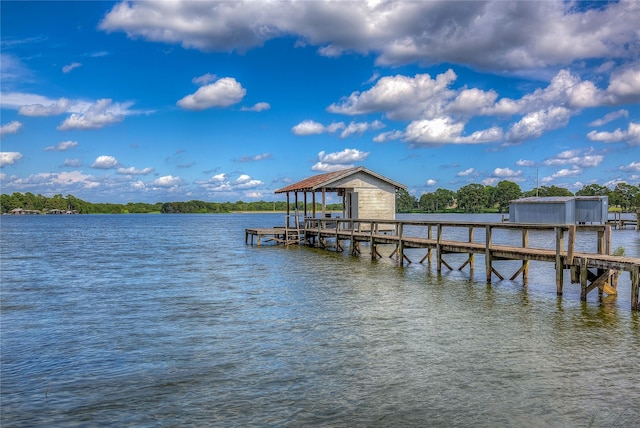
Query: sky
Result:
<box><xmin>1</xmin><ymin>0</ymin><xmax>639</xmax><ymax>204</ymax></box>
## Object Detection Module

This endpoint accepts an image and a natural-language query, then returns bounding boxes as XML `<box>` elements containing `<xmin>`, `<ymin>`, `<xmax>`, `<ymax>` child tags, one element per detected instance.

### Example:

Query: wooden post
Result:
<box><xmin>580</xmin><ymin>258</ymin><xmax>588</xmax><ymax>301</ymax></box>
<box><xmin>631</xmin><ymin>267</ymin><xmax>639</xmax><ymax>311</ymax></box>
<box><xmin>398</xmin><ymin>222</ymin><xmax>404</xmax><ymax>266</ymax></box>
<box><xmin>437</xmin><ymin>224</ymin><xmax>443</xmax><ymax>274</ymax></box>
<box><xmin>597</xmin><ymin>225</ymin><xmax>611</xmax><ymax>294</ymax></box>
<box><xmin>303</xmin><ymin>192</ymin><xmax>307</xmax><ymax>218</ymax></box>
<box><xmin>312</xmin><ymin>192</ymin><xmax>316</xmax><ymax>218</ymax></box>
<box><xmin>567</xmin><ymin>225</ymin><xmax>575</xmax><ymax>266</ymax></box>
<box><xmin>485</xmin><ymin>225</ymin><xmax>492</xmax><ymax>282</ymax></box>
<box><xmin>555</xmin><ymin>227</ymin><xmax>564</xmax><ymax>295</ymax></box>
<box><xmin>468</xmin><ymin>226</ymin><xmax>474</xmax><ymax>275</ymax></box>
<box><xmin>370</xmin><ymin>221</ymin><xmax>376</xmax><ymax>260</ymax></box>
<box><xmin>522</xmin><ymin>229</ymin><xmax>529</xmax><ymax>283</ymax></box>
<box><xmin>286</xmin><ymin>193</ymin><xmax>291</xmax><ymax>227</ymax></box>
<box><xmin>427</xmin><ymin>225</ymin><xmax>433</xmax><ymax>265</ymax></box>
<box><xmin>420</xmin><ymin>225</ymin><xmax>433</xmax><ymax>264</ymax></box>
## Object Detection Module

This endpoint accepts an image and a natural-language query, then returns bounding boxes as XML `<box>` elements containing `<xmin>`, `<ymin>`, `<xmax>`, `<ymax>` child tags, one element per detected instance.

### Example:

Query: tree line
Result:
<box><xmin>0</xmin><ymin>192</ymin><xmax>343</xmax><ymax>214</ymax></box>
<box><xmin>2</xmin><ymin>181</ymin><xmax>638</xmax><ymax>215</ymax></box>
<box><xmin>396</xmin><ymin>181</ymin><xmax>640</xmax><ymax>213</ymax></box>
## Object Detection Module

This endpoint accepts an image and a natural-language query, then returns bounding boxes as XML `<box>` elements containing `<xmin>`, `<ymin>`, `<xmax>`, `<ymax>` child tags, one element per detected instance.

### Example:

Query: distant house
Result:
<box><xmin>509</xmin><ymin>196</ymin><xmax>608</xmax><ymax>224</ymax></box>
<box><xmin>275</xmin><ymin>167</ymin><xmax>406</xmax><ymax>224</ymax></box>
<box><xmin>47</xmin><ymin>209</ymin><xmax>79</xmax><ymax>214</ymax></box>
<box><xmin>9</xmin><ymin>208</ymin><xmax>41</xmax><ymax>215</ymax></box>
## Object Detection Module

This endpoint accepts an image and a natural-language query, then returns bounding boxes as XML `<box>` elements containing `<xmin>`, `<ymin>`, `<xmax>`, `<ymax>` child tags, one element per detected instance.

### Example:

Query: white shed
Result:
<box><xmin>275</xmin><ymin>167</ymin><xmax>406</xmax><ymax>225</ymax></box>
<box><xmin>509</xmin><ymin>196</ymin><xmax>608</xmax><ymax>224</ymax></box>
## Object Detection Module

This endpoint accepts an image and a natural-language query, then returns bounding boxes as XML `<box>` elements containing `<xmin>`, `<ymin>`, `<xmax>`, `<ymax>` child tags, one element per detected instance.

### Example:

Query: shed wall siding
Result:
<box><xmin>357</xmin><ymin>189</ymin><xmax>396</xmax><ymax>219</ymax></box>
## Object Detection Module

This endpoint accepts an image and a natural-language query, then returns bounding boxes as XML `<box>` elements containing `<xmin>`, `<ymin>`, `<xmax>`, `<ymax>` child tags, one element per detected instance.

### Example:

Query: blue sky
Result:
<box><xmin>1</xmin><ymin>0</ymin><xmax>639</xmax><ymax>203</ymax></box>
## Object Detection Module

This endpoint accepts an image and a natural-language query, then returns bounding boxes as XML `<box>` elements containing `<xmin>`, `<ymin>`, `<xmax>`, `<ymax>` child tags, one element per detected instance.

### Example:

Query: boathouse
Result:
<box><xmin>274</xmin><ymin>167</ymin><xmax>406</xmax><ymax>226</ymax></box>
<box><xmin>509</xmin><ymin>196</ymin><xmax>608</xmax><ymax>224</ymax></box>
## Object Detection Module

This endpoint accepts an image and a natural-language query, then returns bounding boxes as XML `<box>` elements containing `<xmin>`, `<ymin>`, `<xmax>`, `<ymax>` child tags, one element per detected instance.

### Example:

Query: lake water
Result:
<box><xmin>1</xmin><ymin>213</ymin><xmax>639</xmax><ymax>427</ymax></box>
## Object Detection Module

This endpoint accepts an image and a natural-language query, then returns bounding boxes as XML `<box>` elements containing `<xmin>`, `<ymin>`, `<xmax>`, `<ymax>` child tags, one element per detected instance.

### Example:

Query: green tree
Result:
<box><xmin>523</xmin><ymin>185</ymin><xmax>573</xmax><ymax>197</ymax></box>
<box><xmin>610</xmin><ymin>183</ymin><xmax>639</xmax><ymax>210</ymax></box>
<box><xmin>457</xmin><ymin>183</ymin><xmax>488</xmax><ymax>212</ymax></box>
<box><xmin>494</xmin><ymin>180</ymin><xmax>522</xmax><ymax>212</ymax></box>
<box><xmin>576</xmin><ymin>184</ymin><xmax>609</xmax><ymax>197</ymax></box>
<box><xmin>396</xmin><ymin>188</ymin><xmax>417</xmax><ymax>212</ymax></box>
<box><xmin>420</xmin><ymin>188</ymin><xmax>456</xmax><ymax>212</ymax></box>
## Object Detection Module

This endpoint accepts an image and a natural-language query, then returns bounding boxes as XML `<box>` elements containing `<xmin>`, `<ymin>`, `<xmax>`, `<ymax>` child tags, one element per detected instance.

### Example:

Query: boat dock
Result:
<box><xmin>246</xmin><ymin>218</ymin><xmax>640</xmax><ymax>311</ymax></box>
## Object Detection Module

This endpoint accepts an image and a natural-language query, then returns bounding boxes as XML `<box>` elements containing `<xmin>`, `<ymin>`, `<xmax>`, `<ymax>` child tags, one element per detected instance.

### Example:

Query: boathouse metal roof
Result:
<box><xmin>274</xmin><ymin>167</ymin><xmax>406</xmax><ymax>194</ymax></box>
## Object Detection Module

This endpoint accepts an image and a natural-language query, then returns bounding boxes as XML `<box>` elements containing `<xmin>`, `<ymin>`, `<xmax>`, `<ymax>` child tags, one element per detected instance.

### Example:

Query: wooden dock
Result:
<box><xmin>246</xmin><ymin>218</ymin><xmax>640</xmax><ymax>311</ymax></box>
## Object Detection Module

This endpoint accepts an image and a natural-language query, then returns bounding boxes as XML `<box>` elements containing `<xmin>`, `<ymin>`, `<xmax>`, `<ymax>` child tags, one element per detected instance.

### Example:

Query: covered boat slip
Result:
<box><xmin>273</xmin><ymin>166</ymin><xmax>406</xmax><ymax>228</ymax></box>
<box><xmin>245</xmin><ymin>217</ymin><xmax>640</xmax><ymax>311</ymax></box>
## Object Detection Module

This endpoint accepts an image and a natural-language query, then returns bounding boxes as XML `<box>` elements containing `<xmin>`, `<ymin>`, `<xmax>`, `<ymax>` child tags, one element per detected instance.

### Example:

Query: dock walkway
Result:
<box><xmin>246</xmin><ymin>218</ymin><xmax>640</xmax><ymax>310</ymax></box>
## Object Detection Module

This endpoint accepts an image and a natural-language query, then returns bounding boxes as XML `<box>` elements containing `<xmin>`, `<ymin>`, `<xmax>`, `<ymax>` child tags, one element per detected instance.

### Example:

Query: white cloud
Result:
<box><xmin>588</xmin><ymin>109</ymin><xmax>628</xmax><ymax>127</ymax></box>
<box><xmin>290</xmin><ymin>119</ymin><xmax>382</xmax><ymax>139</ymax></box>
<box><xmin>192</xmin><ymin>73</ymin><xmax>217</xmax><ymax>86</ymax></box>
<box><xmin>340</xmin><ymin>120</ymin><xmax>385</xmax><ymax>138</ymax></box>
<box><xmin>291</xmin><ymin>120</ymin><xmax>349</xmax><ymax>136</ymax></box>
<box><xmin>317</xmin><ymin>148</ymin><xmax>369</xmax><ymax>164</ymax></box>
<box><xmin>196</xmin><ymin>172</ymin><xmax>262</xmax><ymax>192</ymax></box>
<box><xmin>235</xmin><ymin>174</ymin><xmax>263</xmax><ymax>189</ymax></box>
<box><xmin>605</xmin><ymin>65</ymin><xmax>640</xmax><ymax>104</ymax></box>
<box><xmin>619</xmin><ymin>161</ymin><xmax>640</xmax><ymax>172</ymax></box>
<box><xmin>542</xmin><ymin>148</ymin><xmax>604</xmax><ymax>168</ymax></box>
<box><xmin>62</xmin><ymin>158</ymin><xmax>82</xmax><ymax>167</ymax></box>
<box><xmin>426</xmin><ymin>179</ymin><xmax>436</xmax><ymax>186</ymax></box>
<box><xmin>327</xmin><ymin>70</ymin><xmax>457</xmax><ymax>121</ymax></box>
<box><xmin>373</xmin><ymin>130</ymin><xmax>403</xmax><ymax>143</ymax></box>
<box><xmin>492</xmin><ymin>167</ymin><xmax>523</xmax><ymax>178</ymax></box>
<box><xmin>1</xmin><ymin>170</ymin><xmax>100</xmax><ymax>191</ymax></box>
<box><xmin>241</xmin><ymin>102</ymin><xmax>271</xmax><ymax>112</ymax></box>
<box><xmin>0</xmin><ymin>152</ymin><xmax>23</xmax><ymax>167</ymax></box>
<box><xmin>19</xmin><ymin>98</ymin><xmax>71</xmax><ymax>116</ymax></box>
<box><xmin>44</xmin><ymin>140</ymin><xmax>78</xmax><ymax>151</ymax></box>
<box><xmin>99</xmin><ymin>1</ymin><xmax>639</xmax><ymax>72</ymax></box>
<box><xmin>177</xmin><ymin>77</ymin><xmax>246</xmax><ymax>110</ymax></box>
<box><xmin>62</xmin><ymin>62</ymin><xmax>82</xmax><ymax>73</ymax></box>
<box><xmin>92</xmin><ymin>155</ymin><xmax>119</xmax><ymax>169</ymax></box>
<box><xmin>153</xmin><ymin>175</ymin><xmax>182</xmax><ymax>187</ymax></box>
<box><xmin>0</xmin><ymin>121</ymin><xmax>22</xmax><ymax>137</ymax></box>
<box><xmin>457</xmin><ymin>168</ymin><xmax>475</xmax><ymax>177</ymax></box>
<box><xmin>404</xmin><ymin>117</ymin><xmax>502</xmax><ymax>145</ymax></box>
<box><xmin>58</xmin><ymin>99</ymin><xmax>133</xmax><ymax>130</ymax></box>
<box><xmin>516</xmin><ymin>159</ymin><xmax>536</xmax><ymax>167</ymax></box>
<box><xmin>405</xmin><ymin>117</ymin><xmax>464</xmax><ymax>144</ymax></box>
<box><xmin>542</xmin><ymin>166</ymin><xmax>582</xmax><ymax>183</ymax></box>
<box><xmin>505</xmin><ymin>106</ymin><xmax>571</xmax><ymax>143</ymax></box>
<box><xmin>292</xmin><ymin>120</ymin><xmax>325</xmax><ymax>136</ymax></box>
<box><xmin>587</xmin><ymin>122</ymin><xmax>640</xmax><ymax>146</ymax></box>
<box><xmin>311</xmin><ymin>162</ymin><xmax>355</xmax><ymax>172</ymax></box>
<box><xmin>3</xmin><ymin>94</ymin><xmax>143</xmax><ymax>130</ymax></box>
<box><xmin>117</xmin><ymin>166</ymin><xmax>155</xmax><ymax>175</ymax></box>
<box><xmin>237</xmin><ymin>153</ymin><xmax>272</xmax><ymax>162</ymax></box>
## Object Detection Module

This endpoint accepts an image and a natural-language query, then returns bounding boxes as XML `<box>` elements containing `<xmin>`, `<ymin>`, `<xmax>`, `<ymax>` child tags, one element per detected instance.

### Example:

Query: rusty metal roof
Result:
<box><xmin>274</xmin><ymin>167</ymin><xmax>406</xmax><ymax>193</ymax></box>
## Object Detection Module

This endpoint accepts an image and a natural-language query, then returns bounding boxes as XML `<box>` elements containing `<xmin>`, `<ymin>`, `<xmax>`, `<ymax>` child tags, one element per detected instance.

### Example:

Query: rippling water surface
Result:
<box><xmin>1</xmin><ymin>213</ymin><xmax>639</xmax><ymax>427</ymax></box>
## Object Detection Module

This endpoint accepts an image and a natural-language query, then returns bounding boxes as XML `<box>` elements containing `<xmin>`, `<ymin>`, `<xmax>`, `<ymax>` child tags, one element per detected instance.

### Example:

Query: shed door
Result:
<box><xmin>348</xmin><ymin>192</ymin><xmax>359</xmax><ymax>219</ymax></box>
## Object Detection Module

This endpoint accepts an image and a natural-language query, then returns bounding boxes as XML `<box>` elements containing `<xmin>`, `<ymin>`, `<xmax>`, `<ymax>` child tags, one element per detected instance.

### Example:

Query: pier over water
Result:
<box><xmin>246</xmin><ymin>218</ymin><xmax>640</xmax><ymax>311</ymax></box>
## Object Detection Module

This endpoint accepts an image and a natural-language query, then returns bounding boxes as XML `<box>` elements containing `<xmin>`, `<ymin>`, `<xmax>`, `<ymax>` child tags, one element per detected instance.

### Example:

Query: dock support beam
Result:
<box><xmin>485</xmin><ymin>225</ymin><xmax>492</xmax><ymax>282</ymax></box>
<box><xmin>632</xmin><ymin>267</ymin><xmax>639</xmax><ymax>311</ymax></box>
<box><xmin>555</xmin><ymin>227</ymin><xmax>564</xmax><ymax>295</ymax></box>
